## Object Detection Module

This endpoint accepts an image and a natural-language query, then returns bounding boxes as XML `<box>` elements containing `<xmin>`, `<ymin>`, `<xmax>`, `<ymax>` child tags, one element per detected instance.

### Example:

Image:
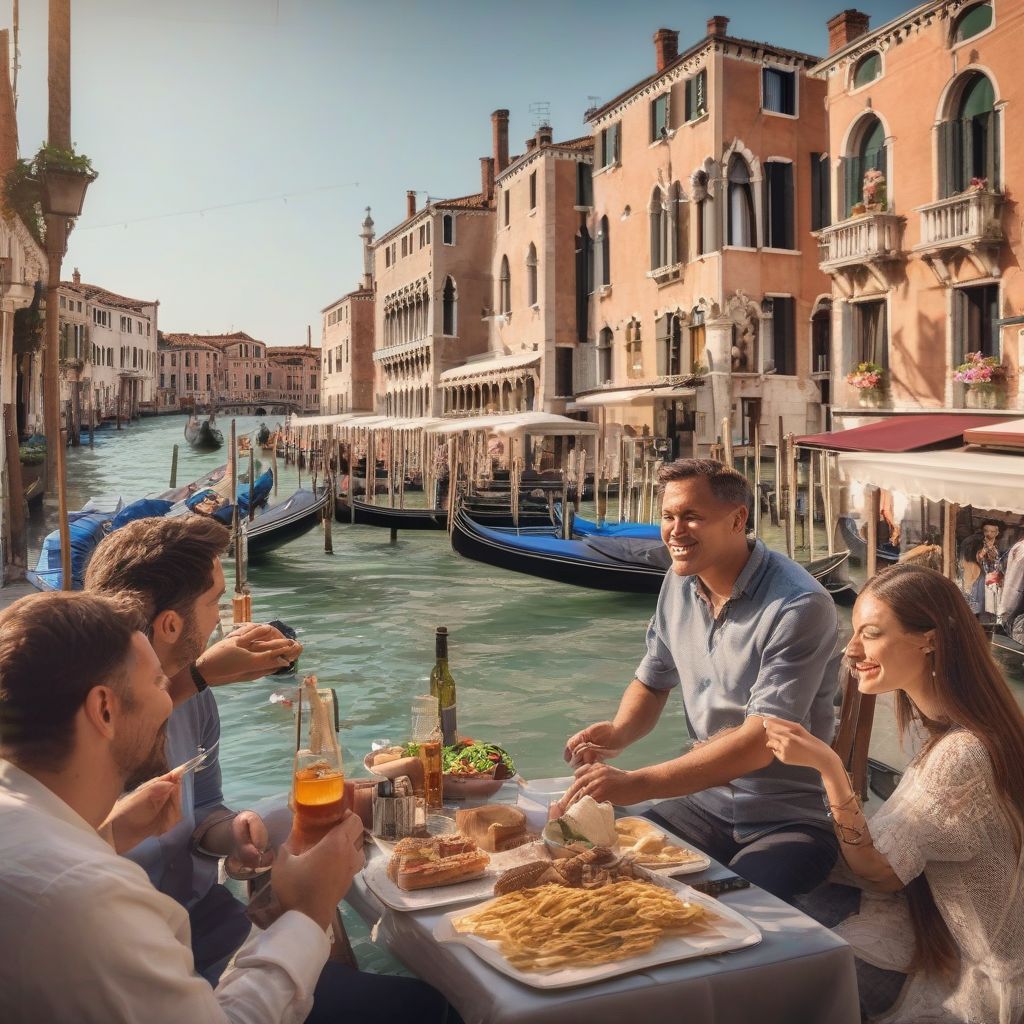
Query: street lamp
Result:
<box><xmin>39</xmin><ymin>159</ymin><xmax>96</xmax><ymax>589</ymax></box>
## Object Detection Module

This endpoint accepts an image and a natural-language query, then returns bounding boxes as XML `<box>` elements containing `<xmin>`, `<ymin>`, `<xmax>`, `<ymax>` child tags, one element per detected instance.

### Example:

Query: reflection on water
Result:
<box><xmin>45</xmin><ymin>416</ymin><xmax>1024</xmax><ymax>971</ymax></box>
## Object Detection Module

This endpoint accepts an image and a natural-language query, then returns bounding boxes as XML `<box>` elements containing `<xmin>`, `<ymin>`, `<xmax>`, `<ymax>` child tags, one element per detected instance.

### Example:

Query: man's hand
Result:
<box><xmin>563</xmin><ymin>721</ymin><xmax>624</xmax><ymax>767</ymax></box>
<box><xmin>102</xmin><ymin>773</ymin><xmax>182</xmax><ymax>853</ymax></box>
<box><xmin>561</xmin><ymin>762</ymin><xmax>650</xmax><ymax>809</ymax></box>
<box><xmin>272</xmin><ymin>813</ymin><xmax>365</xmax><ymax>931</ymax></box>
<box><xmin>197</xmin><ymin>623</ymin><xmax>302</xmax><ymax>686</ymax></box>
<box><xmin>228</xmin><ymin>810</ymin><xmax>274</xmax><ymax>871</ymax></box>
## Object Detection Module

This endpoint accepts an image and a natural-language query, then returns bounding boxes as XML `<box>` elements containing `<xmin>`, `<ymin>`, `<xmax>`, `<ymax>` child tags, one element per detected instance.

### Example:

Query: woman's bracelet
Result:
<box><xmin>828</xmin><ymin>790</ymin><xmax>862</xmax><ymax>815</ymax></box>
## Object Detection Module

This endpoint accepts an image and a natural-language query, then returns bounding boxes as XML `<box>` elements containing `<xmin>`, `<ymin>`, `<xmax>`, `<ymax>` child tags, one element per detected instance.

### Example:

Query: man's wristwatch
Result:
<box><xmin>190</xmin><ymin>662</ymin><xmax>209</xmax><ymax>693</ymax></box>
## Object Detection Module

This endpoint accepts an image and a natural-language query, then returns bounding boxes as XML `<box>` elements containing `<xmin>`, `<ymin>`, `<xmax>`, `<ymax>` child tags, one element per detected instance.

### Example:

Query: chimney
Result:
<box><xmin>653</xmin><ymin>28</ymin><xmax>679</xmax><ymax>72</ymax></box>
<box><xmin>72</xmin><ymin>267</ymin><xmax>81</xmax><ymax>285</ymax></box>
<box><xmin>706</xmin><ymin>15</ymin><xmax>730</xmax><ymax>37</ymax></box>
<box><xmin>827</xmin><ymin>9</ymin><xmax>870</xmax><ymax>53</ymax></box>
<box><xmin>525</xmin><ymin>138</ymin><xmax>537</xmax><ymax>152</ymax></box>
<box><xmin>491</xmin><ymin>109</ymin><xmax>509</xmax><ymax>174</ymax></box>
<box><xmin>406</xmin><ymin>190</ymin><xmax>417</xmax><ymax>219</ymax></box>
<box><xmin>535</xmin><ymin>125</ymin><xmax>553</xmax><ymax>147</ymax></box>
<box><xmin>479</xmin><ymin>156</ymin><xmax>495</xmax><ymax>200</ymax></box>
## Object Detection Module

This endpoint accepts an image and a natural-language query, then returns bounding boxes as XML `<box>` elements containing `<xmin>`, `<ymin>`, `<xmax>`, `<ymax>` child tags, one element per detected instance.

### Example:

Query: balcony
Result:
<box><xmin>913</xmin><ymin>190</ymin><xmax>1004</xmax><ymax>284</ymax></box>
<box><xmin>816</xmin><ymin>212</ymin><xmax>903</xmax><ymax>295</ymax></box>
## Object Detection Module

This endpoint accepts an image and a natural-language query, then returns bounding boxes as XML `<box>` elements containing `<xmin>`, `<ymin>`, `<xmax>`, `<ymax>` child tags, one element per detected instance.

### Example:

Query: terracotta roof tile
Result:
<box><xmin>61</xmin><ymin>281</ymin><xmax>155</xmax><ymax>314</ymax></box>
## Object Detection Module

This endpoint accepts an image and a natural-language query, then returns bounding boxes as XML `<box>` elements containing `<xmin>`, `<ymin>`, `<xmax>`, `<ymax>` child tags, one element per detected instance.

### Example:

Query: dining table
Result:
<box><xmin>343</xmin><ymin>776</ymin><xmax>861</xmax><ymax>1024</ymax></box>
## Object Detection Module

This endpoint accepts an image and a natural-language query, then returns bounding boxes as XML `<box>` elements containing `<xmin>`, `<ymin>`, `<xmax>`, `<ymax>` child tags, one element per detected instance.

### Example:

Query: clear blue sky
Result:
<box><xmin>7</xmin><ymin>0</ymin><xmax>909</xmax><ymax>346</ymax></box>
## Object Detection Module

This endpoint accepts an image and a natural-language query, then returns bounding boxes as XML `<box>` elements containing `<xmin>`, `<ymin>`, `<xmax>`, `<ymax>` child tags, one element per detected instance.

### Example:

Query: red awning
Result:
<box><xmin>796</xmin><ymin>413</ymin><xmax>1015</xmax><ymax>453</ymax></box>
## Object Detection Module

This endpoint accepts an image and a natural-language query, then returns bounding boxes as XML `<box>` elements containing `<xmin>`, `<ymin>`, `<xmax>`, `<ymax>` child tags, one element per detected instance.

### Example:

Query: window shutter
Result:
<box><xmin>878</xmin><ymin>302</ymin><xmax>889</xmax><ymax>369</ymax></box>
<box><xmin>611</xmin><ymin>123</ymin><xmax>620</xmax><ymax>164</ymax></box>
<box><xmin>685</xmin><ymin>78</ymin><xmax>693</xmax><ymax>121</ymax></box>
<box><xmin>841</xmin><ymin>302</ymin><xmax>855</xmax><ymax>377</ymax></box>
<box><xmin>985</xmin><ymin>109</ymin><xmax>1000</xmax><ymax>188</ymax></box>
<box><xmin>959</xmin><ymin>119</ymin><xmax>972</xmax><ymax>193</ymax></box>
<box><xmin>655</xmin><ymin>315</ymin><xmax>669</xmax><ymax>376</ymax></box>
<box><xmin>841</xmin><ymin>156</ymin><xmax>859</xmax><ymax>216</ymax></box>
<box><xmin>593</xmin><ymin>231</ymin><xmax>604</xmax><ymax>289</ymax></box>
<box><xmin>781</xmin><ymin>163</ymin><xmax>794</xmax><ymax>249</ymax></box>
<box><xmin>937</xmin><ymin>122</ymin><xmax>951</xmax><ymax>199</ymax></box>
<box><xmin>951</xmin><ymin>289</ymin><xmax>964</xmax><ymax>367</ymax></box>
<box><xmin>784</xmin><ymin>71</ymin><xmax>795</xmax><ymax>115</ymax></box>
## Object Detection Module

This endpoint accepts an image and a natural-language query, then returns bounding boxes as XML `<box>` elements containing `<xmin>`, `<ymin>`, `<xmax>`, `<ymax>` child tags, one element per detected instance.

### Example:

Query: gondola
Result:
<box><xmin>26</xmin><ymin>498</ymin><xmax>125</xmax><ymax>591</ymax></box>
<box><xmin>333</xmin><ymin>494</ymin><xmax>555</xmax><ymax>530</ymax></box>
<box><xmin>452</xmin><ymin>510</ymin><xmax>858</xmax><ymax>596</ymax></box>
<box><xmin>184</xmin><ymin>413</ymin><xmax>224</xmax><ymax>451</ymax></box>
<box><xmin>450</xmin><ymin>509</ymin><xmax>671</xmax><ymax>593</ymax></box>
<box><xmin>838</xmin><ymin>514</ymin><xmax>900</xmax><ymax>567</ymax></box>
<box><xmin>245</xmin><ymin>486</ymin><xmax>330</xmax><ymax>554</ymax></box>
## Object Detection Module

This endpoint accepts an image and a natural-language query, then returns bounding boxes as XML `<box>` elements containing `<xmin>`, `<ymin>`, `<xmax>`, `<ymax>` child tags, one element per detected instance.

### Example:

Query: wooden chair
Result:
<box><xmin>831</xmin><ymin>668</ymin><xmax>876</xmax><ymax>801</ymax></box>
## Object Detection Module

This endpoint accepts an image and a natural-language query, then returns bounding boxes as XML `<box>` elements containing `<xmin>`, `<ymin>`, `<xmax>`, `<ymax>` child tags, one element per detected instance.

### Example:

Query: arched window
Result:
<box><xmin>841</xmin><ymin>115</ymin><xmax>886</xmax><ymax>216</ymax></box>
<box><xmin>727</xmin><ymin>156</ymin><xmax>756</xmax><ymax>247</ymax></box>
<box><xmin>626</xmin><ymin>319</ymin><xmax>643</xmax><ymax>379</ymax></box>
<box><xmin>939</xmin><ymin>72</ymin><xmax>999</xmax><ymax>197</ymax></box>
<box><xmin>811</xmin><ymin>299</ymin><xmax>832</xmax><ymax>375</ymax></box>
<box><xmin>595</xmin><ymin>216</ymin><xmax>611</xmax><ymax>287</ymax></box>
<box><xmin>575</xmin><ymin>227</ymin><xmax>592</xmax><ymax>341</ymax></box>
<box><xmin>852</xmin><ymin>52</ymin><xmax>881</xmax><ymax>89</ymax></box>
<box><xmin>598</xmin><ymin>326</ymin><xmax>613</xmax><ymax>384</ymax></box>
<box><xmin>526</xmin><ymin>244</ymin><xmax>538</xmax><ymax>306</ymax></box>
<box><xmin>952</xmin><ymin>2</ymin><xmax>993</xmax><ymax>44</ymax></box>
<box><xmin>442</xmin><ymin>276</ymin><xmax>457</xmax><ymax>336</ymax></box>
<box><xmin>693</xmin><ymin>170</ymin><xmax>716</xmax><ymax>256</ymax></box>
<box><xmin>649</xmin><ymin>187</ymin><xmax>665</xmax><ymax>269</ymax></box>
<box><xmin>442</xmin><ymin>213</ymin><xmax>455</xmax><ymax>245</ymax></box>
<box><xmin>498</xmin><ymin>256</ymin><xmax>511</xmax><ymax>314</ymax></box>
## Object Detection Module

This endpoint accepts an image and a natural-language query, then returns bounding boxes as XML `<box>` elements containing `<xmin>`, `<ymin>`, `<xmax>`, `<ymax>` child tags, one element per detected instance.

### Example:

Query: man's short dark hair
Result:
<box><xmin>657</xmin><ymin>458</ymin><xmax>754</xmax><ymax>521</ymax></box>
<box><xmin>0</xmin><ymin>591</ymin><xmax>143</xmax><ymax>769</ymax></box>
<box><xmin>981</xmin><ymin>519</ymin><xmax>1003</xmax><ymax>531</ymax></box>
<box><xmin>85</xmin><ymin>516</ymin><xmax>230</xmax><ymax>622</ymax></box>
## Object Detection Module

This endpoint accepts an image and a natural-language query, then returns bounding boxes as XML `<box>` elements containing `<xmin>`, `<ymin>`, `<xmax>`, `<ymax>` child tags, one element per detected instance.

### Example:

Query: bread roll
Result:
<box><xmin>455</xmin><ymin>804</ymin><xmax>528</xmax><ymax>852</ymax></box>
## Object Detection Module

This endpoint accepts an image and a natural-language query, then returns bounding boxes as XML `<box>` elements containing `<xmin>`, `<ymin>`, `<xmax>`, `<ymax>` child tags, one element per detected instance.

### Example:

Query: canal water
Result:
<box><xmin>32</xmin><ymin>414</ymin><xmax>1024</xmax><ymax>972</ymax></box>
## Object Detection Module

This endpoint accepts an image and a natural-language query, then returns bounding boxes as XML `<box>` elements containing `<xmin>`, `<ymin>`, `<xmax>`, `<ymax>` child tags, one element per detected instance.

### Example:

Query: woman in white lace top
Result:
<box><xmin>764</xmin><ymin>563</ymin><xmax>1024</xmax><ymax>1024</ymax></box>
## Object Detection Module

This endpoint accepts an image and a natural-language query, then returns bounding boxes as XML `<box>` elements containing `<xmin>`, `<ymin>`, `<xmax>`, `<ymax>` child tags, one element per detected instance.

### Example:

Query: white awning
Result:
<box><xmin>426</xmin><ymin>411</ymin><xmax>598</xmax><ymax>436</ymax></box>
<box><xmin>289</xmin><ymin>412</ymin><xmax>383</xmax><ymax>428</ymax></box>
<box><xmin>838</xmin><ymin>449</ymin><xmax>1024</xmax><ymax>513</ymax></box>
<box><xmin>439</xmin><ymin>351</ymin><xmax>539</xmax><ymax>383</ymax></box>
<box><xmin>570</xmin><ymin>384</ymin><xmax>696</xmax><ymax>408</ymax></box>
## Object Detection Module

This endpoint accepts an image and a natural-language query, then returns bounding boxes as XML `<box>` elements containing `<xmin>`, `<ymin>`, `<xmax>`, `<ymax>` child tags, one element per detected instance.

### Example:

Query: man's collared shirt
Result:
<box><xmin>636</xmin><ymin>539</ymin><xmax>841</xmax><ymax>839</ymax></box>
<box><xmin>0</xmin><ymin>758</ymin><xmax>328</xmax><ymax>1023</ymax></box>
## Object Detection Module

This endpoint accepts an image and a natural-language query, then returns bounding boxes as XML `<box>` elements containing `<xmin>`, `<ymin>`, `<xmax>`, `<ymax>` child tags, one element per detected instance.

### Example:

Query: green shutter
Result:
<box><xmin>985</xmin><ymin>109</ymin><xmax>1000</xmax><ymax>188</ymax></box>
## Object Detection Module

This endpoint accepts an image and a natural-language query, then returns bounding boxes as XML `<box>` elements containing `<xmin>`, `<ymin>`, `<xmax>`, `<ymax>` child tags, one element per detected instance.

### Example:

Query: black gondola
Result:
<box><xmin>333</xmin><ymin>495</ymin><xmax>555</xmax><ymax>530</ymax></box>
<box><xmin>451</xmin><ymin>510</ymin><xmax>857</xmax><ymax>596</ymax></box>
<box><xmin>838</xmin><ymin>514</ymin><xmax>900</xmax><ymax>567</ymax></box>
<box><xmin>246</xmin><ymin>486</ymin><xmax>330</xmax><ymax>554</ymax></box>
<box><xmin>184</xmin><ymin>413</ymin><xmax>224</xmax><ymax>451</ymax></box>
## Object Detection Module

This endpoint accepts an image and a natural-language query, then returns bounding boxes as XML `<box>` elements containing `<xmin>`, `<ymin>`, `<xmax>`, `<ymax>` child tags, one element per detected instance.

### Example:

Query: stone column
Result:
<box><xmin>704</xmin><ymin>316</ymin><xmax>734</xmax><ymax>447</ymax></box>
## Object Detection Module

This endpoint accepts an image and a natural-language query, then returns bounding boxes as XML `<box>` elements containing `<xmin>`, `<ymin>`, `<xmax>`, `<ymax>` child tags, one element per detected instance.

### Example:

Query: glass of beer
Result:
<box><xmin>291</xmin><ymin>749</ymin><xmax>345</xmax><ymax>852</ymax></box>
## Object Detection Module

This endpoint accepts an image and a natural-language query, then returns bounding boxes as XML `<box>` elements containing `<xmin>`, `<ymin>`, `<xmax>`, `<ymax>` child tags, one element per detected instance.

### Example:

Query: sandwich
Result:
<box><xmin>547</xmin><ymin>795</ymin><xmax>617</xmax><ymax>848</ymax></box>
<box><xmin>454</xmin><ymin>804</ymin><xmax>528</xmax><ymax>852</ymax></box>
<box><xmin>387</xmin><ymin>834</ymin><xmax>490</xmax><ymax>891</ymax></box>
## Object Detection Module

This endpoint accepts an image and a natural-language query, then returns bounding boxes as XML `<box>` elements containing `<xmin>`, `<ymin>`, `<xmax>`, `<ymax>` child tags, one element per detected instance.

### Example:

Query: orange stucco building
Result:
<box><xmin>579</xmin><ymin>17</ymin><xmax>832</xmax><ymax>455</ymax></box>
<box><xmin>812</xmin><ymin>0</ymin><xmax>1023</xmax><ymax>425</ymax></box>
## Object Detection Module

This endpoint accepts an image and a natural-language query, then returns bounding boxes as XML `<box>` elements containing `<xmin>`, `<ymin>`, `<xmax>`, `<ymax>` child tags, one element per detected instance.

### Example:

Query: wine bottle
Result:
<box><xmin>429</xmin><ymin>626</ymin><xmax>458</xmax><ymax>747</ymax></box>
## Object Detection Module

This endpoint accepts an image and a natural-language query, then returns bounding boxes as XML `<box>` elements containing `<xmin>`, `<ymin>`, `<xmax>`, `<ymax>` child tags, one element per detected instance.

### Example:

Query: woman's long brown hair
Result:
<box><xmin>861</xmin><ymin>563</ymin><xmax>1024</xmax><ymax>978</ymax></box>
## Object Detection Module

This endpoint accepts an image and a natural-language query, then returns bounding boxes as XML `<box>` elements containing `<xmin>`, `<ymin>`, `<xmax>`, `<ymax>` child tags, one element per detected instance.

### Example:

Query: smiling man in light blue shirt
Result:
<box><xmin>564</xmin><ymin>458</ymin><xmax>841</xmax><ymax>901</ymax></box>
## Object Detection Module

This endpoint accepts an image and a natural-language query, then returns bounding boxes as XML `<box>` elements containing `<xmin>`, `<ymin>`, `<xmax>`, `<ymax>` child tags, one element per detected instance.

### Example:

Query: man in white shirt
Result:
<box><xmin>0</xmin><ymin>589</ymin><xmax>362</xmax><ymax>1024</ymax></box>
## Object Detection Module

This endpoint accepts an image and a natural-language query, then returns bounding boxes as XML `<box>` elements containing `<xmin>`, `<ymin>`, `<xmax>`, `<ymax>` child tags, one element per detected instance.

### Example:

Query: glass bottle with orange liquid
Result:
<box><xmin>290</xmin><ymin>676</ymin><xmax>345</xmax><ymax>852</ymax></box>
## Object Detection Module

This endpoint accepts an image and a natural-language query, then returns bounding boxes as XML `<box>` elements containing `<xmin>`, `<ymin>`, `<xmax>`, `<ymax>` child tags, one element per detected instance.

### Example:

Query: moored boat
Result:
<box><xmin>246</xmin><ymin>486</ymin><xmax>330</xmax><ymax>554</ymax></box>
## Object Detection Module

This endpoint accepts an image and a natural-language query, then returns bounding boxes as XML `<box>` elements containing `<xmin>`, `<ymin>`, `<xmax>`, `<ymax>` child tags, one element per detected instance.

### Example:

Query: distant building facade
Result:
<box><xmin>59</xmin><ymin>269</ymin><xmax>159</xmax><ymax>426</ymax></box>
<box><xmin>441</xmin><ymin>123</ymin><xmax>593</xmax><ymax>418</ymax></box>
<box><xmin>372</xmin><ymin>114</ymin><xmax>503</xmax><ymax>418</ymax></box>
<box><xmin>580</xmin><ymin>18</ymin><xmax>831</xmax><ymax>454</ymax></box>
<box><xmin>159</xmin><ymin>330</ymin><xmax>319</xmax><ymax>413</ymax></box>
<box><xmin>321</xmin><ymin>209</ymin><xmax>376</xmax><ymax>415</ymax></box>
<box><xmin>811</xmin><ymin>1</ymin><xmax>1024</xmax><ymax>425</ymax></box>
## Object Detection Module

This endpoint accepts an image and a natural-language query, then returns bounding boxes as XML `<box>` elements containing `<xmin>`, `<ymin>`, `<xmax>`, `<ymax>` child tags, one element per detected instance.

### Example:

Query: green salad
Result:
<box><xmin>441</xmin><ymin>740</ymin><xmax>515</xmax><ymax>779</ymax></box>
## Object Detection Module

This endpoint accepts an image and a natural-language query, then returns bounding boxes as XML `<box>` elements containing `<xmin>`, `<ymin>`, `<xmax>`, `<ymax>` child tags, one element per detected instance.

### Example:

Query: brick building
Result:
<box><xmin>441</xmin><ymin>121</ymin><xmax>593</xmax><ymax>418</ymax></box>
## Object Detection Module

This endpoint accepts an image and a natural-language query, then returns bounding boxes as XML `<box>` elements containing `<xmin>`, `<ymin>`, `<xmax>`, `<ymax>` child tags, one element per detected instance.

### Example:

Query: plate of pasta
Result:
<box><xmin>435</xmin><ymin>873</ymin><xmax>760</xmax><ymax>988</ymax></box>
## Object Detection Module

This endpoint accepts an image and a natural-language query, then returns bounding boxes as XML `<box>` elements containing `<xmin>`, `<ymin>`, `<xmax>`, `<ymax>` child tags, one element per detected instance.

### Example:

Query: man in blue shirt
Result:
<box><xmin>564</xmin><ymin>458</ymin><xmax>841</xmax><ymax>901</ymax></box>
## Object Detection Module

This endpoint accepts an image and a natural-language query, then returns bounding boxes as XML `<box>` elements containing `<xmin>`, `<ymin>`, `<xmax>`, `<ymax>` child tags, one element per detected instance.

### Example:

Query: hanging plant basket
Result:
<box><xmin>38</xmin><ymin>167</ymin><xmax>97</xmax><ymax>218</ymax></box>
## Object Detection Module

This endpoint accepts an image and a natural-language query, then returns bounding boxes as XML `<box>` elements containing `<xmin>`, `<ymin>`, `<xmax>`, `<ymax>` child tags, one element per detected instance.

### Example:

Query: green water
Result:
<box><xmin>35</xmin><ymin>415</ymin><xmax>1024</xmax><ymax>971</ymax></box>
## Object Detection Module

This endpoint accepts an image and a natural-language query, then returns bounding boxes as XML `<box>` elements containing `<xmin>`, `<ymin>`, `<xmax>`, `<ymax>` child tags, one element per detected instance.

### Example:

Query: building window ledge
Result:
<box><xmin>647</xmin><ymin>262</ymin><xmax>683</xmax><ymax>285</ymax></box>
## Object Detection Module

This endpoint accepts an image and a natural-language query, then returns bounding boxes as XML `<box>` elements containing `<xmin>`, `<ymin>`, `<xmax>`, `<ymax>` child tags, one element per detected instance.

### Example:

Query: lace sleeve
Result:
<box><xmin>871</xmin><ymin>731</ymin><xmax>995</xmax><ymax>885</ymax></box>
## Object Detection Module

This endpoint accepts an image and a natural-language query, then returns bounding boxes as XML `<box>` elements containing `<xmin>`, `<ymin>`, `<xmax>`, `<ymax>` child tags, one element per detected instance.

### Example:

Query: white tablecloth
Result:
<box><xmin>345</xmin><ymin>778</ymin><xmax>859</xmax><ymax>1024</ymax></box>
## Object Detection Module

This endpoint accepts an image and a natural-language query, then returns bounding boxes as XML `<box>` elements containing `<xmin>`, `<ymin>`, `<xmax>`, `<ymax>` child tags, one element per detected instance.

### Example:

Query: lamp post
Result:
<box><xmin>40</xmin><ymin>167</ymin><xmax>95</xmax><ymax>589</ymax></box>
